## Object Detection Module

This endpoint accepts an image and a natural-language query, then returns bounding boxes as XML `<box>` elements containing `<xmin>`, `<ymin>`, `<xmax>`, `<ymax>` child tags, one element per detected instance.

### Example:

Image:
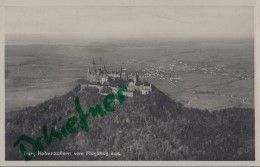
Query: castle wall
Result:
<box><xmin>85</xmin><ymin>59</ymin><xmax>153</xmax><ymax>97</ymax></box>
<box><xmin>123</xmin><ymin>91</ymin><xmax>134</xmax><ymax>97</ymax></box>
<box><xmin>87</xmin><ymin>74</ymin><xmax>103</xmax><ymax>83</ymax></box>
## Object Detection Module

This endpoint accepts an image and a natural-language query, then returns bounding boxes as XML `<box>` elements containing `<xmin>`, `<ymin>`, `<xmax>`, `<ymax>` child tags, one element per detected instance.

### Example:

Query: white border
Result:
<box><xmin>0</xmin><ymin>0</ymin><xmax>259</xmax><ymax>166</ymax></box>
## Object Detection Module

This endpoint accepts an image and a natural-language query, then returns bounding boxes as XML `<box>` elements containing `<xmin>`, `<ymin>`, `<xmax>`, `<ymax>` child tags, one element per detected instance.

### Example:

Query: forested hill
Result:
<box><xmin>6</xmin><ymin>84</ymin><xmax>254</xmax><ymax>160</ymax></box>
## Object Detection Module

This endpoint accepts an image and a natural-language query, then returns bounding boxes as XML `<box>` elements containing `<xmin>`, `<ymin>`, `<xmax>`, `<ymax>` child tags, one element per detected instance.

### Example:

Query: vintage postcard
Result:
<box><xmin>0</xmin><ymin>0</ymin><xmax>259</xmax><ymax>166</ymax></box>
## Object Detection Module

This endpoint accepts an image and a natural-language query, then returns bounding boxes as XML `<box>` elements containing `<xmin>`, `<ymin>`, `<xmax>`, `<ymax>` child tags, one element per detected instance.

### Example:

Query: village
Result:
<box><xmin>79</xmin><ymin>59</ymin><xmax>153</xmax><ymax>97</ymax></box>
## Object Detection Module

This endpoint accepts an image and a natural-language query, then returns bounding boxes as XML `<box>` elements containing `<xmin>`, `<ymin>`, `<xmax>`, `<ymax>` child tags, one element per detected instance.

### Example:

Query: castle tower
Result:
<box><xmin>87</xmin><ymin>67</ymin><xmax>91</xmax><ymax>74</ymax></box>
<box><xmin>134</xmin><ymin>73</ymin><xmax>139</xmax><ymax>84</ymax></box>
<box><xmin>92</xmin><ymin>59</ymin><xmax>96</xmax><ymax>73</ymax></box>
<box><xmin>103</xmin><ymin>64</ymin><xmax>107</xmax><ymax>73</ymax></box>
<box><xmin>120</xmin><ymin>66</ymin><xmax>123</xmax><ymax>78</ymax></box>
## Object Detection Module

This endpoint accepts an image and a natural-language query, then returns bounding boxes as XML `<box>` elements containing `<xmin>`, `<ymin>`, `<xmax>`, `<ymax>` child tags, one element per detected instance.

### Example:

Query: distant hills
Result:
<box><xmin>5</xmin><ymin>83</ymin><xmax>254</xmax><ymax>160</ymax></box>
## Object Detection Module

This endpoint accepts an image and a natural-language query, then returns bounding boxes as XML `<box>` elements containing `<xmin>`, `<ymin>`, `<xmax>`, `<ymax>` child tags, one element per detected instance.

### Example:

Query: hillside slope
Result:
<box><xmin>5</xmin><ymin>84</ymin><xmax>254</xmax><ymax>160</ymax></box>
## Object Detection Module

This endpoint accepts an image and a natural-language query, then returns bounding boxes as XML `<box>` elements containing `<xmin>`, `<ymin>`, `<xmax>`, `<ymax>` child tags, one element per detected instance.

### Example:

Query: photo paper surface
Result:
<box><xmin>1</xmin><ymin>0</ymin><xmax>258</xmax><ymax>166</ymax></box>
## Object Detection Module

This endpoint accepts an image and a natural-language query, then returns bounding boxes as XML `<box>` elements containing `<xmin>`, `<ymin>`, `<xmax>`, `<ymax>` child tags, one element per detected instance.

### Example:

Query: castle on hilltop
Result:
<box><xmin>86</xmin><ymin>59</ymin><xmax>129</xmax><ymax>84</ymax></box>
<box><xmin>84</xmin><ymin>59</ymin><xmax>152</xmax><ymax>96</ymax></box>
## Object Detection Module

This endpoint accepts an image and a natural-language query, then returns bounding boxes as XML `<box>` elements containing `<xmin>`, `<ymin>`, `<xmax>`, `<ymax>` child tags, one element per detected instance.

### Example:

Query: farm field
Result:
<box><xmin>5</xmin><ymin>35</ymin><xmax>254</xmax><ymax>111</ymax></box>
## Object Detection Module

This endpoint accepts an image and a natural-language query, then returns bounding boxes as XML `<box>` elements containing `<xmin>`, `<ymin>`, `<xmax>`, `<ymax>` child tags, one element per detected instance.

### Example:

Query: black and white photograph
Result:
<box><xmin>3</xmin><ymin>0</ymin><xmax>257</xmax><ymax>164</ymax></box>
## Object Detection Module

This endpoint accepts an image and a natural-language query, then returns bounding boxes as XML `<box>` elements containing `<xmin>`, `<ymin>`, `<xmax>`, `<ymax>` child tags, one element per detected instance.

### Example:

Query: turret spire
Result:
<box><xmin>120</xmin><ymin>66</ymin><xmax>123</xmax><ymax>78</ymax></box>
<box><xmin>92</xmin><ymin>59</ymin><xmax>96</xmax><ymax>73</ymax></box>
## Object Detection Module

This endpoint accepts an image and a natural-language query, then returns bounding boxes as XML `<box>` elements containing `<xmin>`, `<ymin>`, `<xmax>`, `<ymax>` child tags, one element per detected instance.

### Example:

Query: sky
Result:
<box><xmin>5</xmin><ymin>6</ymin><xmax>254</xmax><ymax>38</ymax></box>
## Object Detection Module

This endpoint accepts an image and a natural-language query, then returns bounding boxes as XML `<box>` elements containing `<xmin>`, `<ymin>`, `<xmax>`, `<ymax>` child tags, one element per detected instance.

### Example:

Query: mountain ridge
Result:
<box><xmin>5</xmin><ymin>83</ymin><xmax>254</xmax><ymax>160</ymax></box>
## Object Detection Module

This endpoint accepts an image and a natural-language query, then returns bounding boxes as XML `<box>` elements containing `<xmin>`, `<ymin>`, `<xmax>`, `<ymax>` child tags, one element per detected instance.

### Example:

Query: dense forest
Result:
<box><xmin>5</xmin><ymin>84</ymin><xmax>254</xmax><ymax>160</ymax></box>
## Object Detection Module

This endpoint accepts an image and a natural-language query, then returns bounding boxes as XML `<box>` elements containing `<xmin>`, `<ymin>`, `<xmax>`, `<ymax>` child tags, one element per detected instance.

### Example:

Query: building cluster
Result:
<box><xmin>86</xmin><ymin>59</ymin><xmax>128</xmax><ymax>84</ymax></box>
<box><xmin>84</xmin><ymin>59</ymin><xmax>153</xmax><ymax>96</ymax></box>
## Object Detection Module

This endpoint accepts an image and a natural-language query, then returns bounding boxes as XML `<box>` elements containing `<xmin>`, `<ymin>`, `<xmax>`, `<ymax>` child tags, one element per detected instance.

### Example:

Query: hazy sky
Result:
<box><xmin>5</xmin><ymin>6</ymin><xmax>253</xmax><ymax>38</ymax></box>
